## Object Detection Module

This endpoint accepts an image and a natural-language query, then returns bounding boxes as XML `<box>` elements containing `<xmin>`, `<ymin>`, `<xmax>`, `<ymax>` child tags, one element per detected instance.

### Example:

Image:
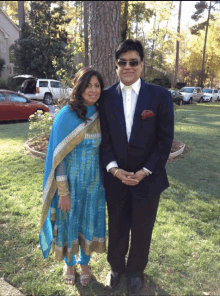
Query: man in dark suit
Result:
<box><xmin>99</xmin><ymin>39</ymin><xmax>174</xmax><ymax>295</ymax></box>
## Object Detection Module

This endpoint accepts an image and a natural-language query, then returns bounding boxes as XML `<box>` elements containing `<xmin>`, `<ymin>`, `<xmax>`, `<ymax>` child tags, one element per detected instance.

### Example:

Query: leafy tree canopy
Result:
<box><xmin>13</xmin><ymin>1</ymin><xmax>74</xmax><ymax>79</ymax></box>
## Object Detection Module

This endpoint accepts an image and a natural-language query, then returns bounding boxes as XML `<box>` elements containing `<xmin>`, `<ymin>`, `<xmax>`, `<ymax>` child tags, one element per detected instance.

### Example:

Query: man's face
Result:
<box><xmin>115</xmin><ymin>50</ymin><xmax>144</xmax><ymax>86</ymax></box>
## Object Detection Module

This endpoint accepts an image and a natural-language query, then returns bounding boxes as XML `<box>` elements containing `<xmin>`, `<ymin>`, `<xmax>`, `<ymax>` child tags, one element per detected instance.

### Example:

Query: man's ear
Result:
<box><xmin>115</xmin><ymin>61</ymin><xmax>118</xmax><ymax>70</ymax></box>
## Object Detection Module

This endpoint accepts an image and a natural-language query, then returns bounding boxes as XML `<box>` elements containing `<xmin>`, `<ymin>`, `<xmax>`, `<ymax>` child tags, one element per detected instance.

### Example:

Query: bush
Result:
<box><xmin>0</xmin><ymin>58</ymin><xmax>5</xmax><ymax>75</ymax></box>
<box><xmin>28</xmin><ymin>110</ymin><xmax>54</xmax><ymax>142</ymax></box>
<box><xmin>145</xmin><ymin>76</ymin><xmax>171</xmax><ymax>89</ymax></box>
<box><xmin>0</xmin><ymin>78</ymin><xmax>8</xmax><ymax>89</ymax></box>
<box><xmin>6</xmin><ymin>76</ymin><xmax>22</xmax><ymax>91</ymax></box>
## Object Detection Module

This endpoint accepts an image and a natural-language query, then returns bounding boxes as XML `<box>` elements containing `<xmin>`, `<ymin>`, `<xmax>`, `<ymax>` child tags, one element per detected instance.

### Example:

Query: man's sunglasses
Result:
<box><xmin>117</xmin><ymin>59</ymin><xmax>141</xmax><ymax>67</ymax></box>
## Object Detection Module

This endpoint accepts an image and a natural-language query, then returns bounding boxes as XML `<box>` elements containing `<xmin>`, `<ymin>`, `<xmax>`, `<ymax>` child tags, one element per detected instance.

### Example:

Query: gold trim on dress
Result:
<box><xmin>52</xmin><ymin>233</ymin><xmax>106</xmax><ymax>262</ymax></box>
<box><xmin>40</xmin><ymin>112</ymin><xmax>99</xmax><ymax>230</ymax></box>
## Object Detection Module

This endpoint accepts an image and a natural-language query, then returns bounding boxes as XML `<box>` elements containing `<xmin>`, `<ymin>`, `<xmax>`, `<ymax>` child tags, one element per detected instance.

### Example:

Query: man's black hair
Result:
<box><xmin>115</xmin><ymin>39</ymin><xmax>144</xmax><ymax>61</ymax></box>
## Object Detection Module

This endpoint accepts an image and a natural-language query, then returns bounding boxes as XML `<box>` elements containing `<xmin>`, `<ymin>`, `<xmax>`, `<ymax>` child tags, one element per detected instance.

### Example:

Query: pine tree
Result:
<box><xmin>89</xmin><ymin>1</ymin><xmax>121</xmax><ymax>87</ymax></box>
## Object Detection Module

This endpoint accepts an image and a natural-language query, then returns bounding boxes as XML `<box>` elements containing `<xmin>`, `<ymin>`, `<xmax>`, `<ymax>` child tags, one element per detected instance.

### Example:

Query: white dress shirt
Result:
<box><xmin>106</xmin><ymin>78</ymin><xmax>152</xmax><ymax>175</ymax></box>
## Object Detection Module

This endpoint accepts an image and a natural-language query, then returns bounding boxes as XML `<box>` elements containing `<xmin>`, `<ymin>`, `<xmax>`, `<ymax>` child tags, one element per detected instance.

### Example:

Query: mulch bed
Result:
<box><xmin>28</xmin><ymin>138</ymin><xmax>186</xmax><ymax>157</ymax></box>
<box><xmin>28</xmin><ymin>137</ymin><xmax>49</xmax><ymax>154</ymax></box>
<box><xmin>170</xmin><ymin>140</ymin><xmax>184</xmax><ymax>153</ymax></box>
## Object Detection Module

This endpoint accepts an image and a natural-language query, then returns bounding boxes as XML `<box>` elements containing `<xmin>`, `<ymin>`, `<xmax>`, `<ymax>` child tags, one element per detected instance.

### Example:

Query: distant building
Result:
<box><xmin>0</xmin><ymin>8</ymin><xmax>20</xmax><ymax>80</ymax></box>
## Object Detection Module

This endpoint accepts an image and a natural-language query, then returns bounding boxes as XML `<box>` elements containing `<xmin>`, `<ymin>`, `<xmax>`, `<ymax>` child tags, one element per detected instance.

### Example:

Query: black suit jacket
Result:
<box><xmin>99</xmin><ymin>79</ymin><xmax>174</xmax><ymax>199</ymax></box>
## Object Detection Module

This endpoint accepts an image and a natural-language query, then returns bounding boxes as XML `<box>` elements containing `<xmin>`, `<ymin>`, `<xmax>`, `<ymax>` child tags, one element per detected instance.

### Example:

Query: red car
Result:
<box><xmin>0</xmin><ymin>90</ymin><xmax>49</xmax><ymax>121</ymax></box>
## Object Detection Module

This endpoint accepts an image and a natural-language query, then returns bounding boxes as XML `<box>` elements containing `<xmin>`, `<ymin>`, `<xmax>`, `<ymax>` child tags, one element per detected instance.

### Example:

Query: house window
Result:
<box><xmin>9</xmin><ymin>47</ymin><xmax>15</xmax><ymax>63</ymax></box>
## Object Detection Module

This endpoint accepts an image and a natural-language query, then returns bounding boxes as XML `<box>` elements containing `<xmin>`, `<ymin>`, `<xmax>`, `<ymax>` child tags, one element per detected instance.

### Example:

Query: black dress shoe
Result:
<box><xmin>105</xmin><ymin>271</ymin><xmax>121</xmax><ymax>289</ymax></box>
<box><xmin>127</xmin><ymin>276</ymin><xmax>143</xmax><ymax>295</ymax></box>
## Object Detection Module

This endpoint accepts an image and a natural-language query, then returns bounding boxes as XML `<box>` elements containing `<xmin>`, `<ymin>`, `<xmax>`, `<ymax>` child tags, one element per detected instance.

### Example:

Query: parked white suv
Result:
<box><xmin>179</xmin><ymin>87</ymin><xmax>203</xmax><ymax>104</ymax></box>
<box><xmin>202</xmin><ymin>88</ymin><xmax>219</xmax><ymax>102</ymax></box>
<box><xmin>14</xmin><ymin>75</ymin><xmax>72</xmax><ymax>105</ymax></box>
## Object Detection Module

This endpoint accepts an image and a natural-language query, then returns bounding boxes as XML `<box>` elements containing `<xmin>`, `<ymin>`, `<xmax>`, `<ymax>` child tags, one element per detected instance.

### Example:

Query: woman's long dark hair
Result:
<box><xmin>69</xmin><ymin>67</ymin><xmax>104</xmax><ymax>121</ymax></box>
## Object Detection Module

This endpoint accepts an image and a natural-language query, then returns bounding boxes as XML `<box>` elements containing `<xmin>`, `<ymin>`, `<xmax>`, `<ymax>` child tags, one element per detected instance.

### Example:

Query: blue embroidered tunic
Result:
<box><xmin>39</xmin><ymin>105</ymin><xmax>106</xmax><ymax>262</ymax></box>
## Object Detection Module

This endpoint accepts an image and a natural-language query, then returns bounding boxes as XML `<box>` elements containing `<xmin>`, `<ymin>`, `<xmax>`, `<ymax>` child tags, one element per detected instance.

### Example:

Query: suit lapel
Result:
<box><xmin>114</xmin><ymin>84</ymin><xmax>128</xmax><ymax>144</ymax></box>
<box><xmin>129</xmin><ymin>80</ymin><xmax>150</xmax><ymax>145</ymax></box>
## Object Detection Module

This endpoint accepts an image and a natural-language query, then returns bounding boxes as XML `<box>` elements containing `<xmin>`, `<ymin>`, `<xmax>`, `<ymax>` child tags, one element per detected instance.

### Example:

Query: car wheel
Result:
<box><xmin>179</xmin><ymin>100</ymin><xmax>183</xmax><ymax>106</ymax></box>
<box><xmin>189</xmin><ymin>98</ymin><xmax>192</xmax><ymax>104</ymax></box>
<box><xmin>43</xmin><ymin>94</ymin><xmax>53</xmax><ymax>105</ymax></box>
<box><xmin>199</xmin><ymin>97</ymin><xmax>202</xmax><ymax>103</ymax></box>
<box><xmin>210</xmin><ymin>97</ymin><xmax>212</xmax><ymax>102</ymax></box>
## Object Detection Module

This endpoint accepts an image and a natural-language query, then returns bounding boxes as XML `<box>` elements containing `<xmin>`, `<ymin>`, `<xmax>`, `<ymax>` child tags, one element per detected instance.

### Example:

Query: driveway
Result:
<box><xmin>48</xmin><ymin>105</ymin><xmax>57</xmax><ymax>118</ymax></box>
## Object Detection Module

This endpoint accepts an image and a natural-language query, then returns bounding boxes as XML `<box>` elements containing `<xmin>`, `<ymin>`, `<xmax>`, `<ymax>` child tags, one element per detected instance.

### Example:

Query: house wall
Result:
<box><xmin>0</xmin><ymin>9</ymin><xmax>20</xmax><ymax>80</ymax></box>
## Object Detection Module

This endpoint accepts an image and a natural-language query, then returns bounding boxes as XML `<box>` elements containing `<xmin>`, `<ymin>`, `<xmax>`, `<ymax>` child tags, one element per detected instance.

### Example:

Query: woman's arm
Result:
<box><xmin>56</xmin><ymin>161</ymin><xmax>71</xmax><ymax>212</ymax></box>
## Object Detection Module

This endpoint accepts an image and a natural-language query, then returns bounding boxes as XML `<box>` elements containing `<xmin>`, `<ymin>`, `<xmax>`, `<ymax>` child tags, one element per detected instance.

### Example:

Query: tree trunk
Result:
<box><xmin>200</xmin><ymin>0</ymin><xmax>211</xmax><ymax>87</ymax></box>
<box><xmin>84</xmin><ymin>1</ymin><xmax>89</xmax><ymax>66</ymax></box>
<box><xmin>121</xmin><ymin>1</ymin><xmax>129</xmax><ymax>42</ymax></box>
<box><xmin>18</xmin><ymin>1</ymin><xmax>25</xmax><ymax>38</ymax></box>
<box><xmin>89</xmin><ymin>1</ymin><xmax>121</xmax><ymax>87</ymax></box>
<box><xmin>172</xmin><ymin>1</ymin><xmax>182</xmax><ymax>88</ymax></box>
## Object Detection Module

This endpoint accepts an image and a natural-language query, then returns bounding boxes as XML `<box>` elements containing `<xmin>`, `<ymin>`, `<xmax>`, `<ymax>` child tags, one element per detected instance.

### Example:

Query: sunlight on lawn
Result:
<box><xmin>175</xmin><ymin>123</ymin><xmax>218</xmax><ymax>135</ymax></box>
<box><xmin>0</xmin><ymin>108</ymin><xmax>220</xmax><ymax>296</ymax></box>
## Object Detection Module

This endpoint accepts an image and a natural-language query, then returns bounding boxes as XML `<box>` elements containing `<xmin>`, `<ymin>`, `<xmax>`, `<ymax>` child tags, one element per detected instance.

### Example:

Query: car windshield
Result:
<box><xmin>203</xmin><ymin>89</ymin><xmax>212</xmax><ymax>93</ymax></box>
<box><xmin>180</xmin><ymin>87</ymin><xmax>194</xmax><ymax>93</ymax></box>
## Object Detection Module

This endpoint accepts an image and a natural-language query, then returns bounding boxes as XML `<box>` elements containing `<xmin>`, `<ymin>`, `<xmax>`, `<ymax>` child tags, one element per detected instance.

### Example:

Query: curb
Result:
<box><xmin>25</xmin><ymin>140</ymin><xmax>186</xmax><ymax>160</ymax></box>
<box><xmin>169</xmin><ymin>142</ymin><xmax>185</xmax><ymax>159</ymax></box>
<box><xmin>24</xmin><ymin>139</ymin><xmax>46</xmax><ymax>159</ymax></box>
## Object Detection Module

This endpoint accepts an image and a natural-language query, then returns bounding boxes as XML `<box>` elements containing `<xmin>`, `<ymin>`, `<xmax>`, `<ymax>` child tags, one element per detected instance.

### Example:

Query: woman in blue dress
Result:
<box><xmin>39</xmin><ymin>68</ymin><xmax>106</xmax><ymax>286</ymax></box>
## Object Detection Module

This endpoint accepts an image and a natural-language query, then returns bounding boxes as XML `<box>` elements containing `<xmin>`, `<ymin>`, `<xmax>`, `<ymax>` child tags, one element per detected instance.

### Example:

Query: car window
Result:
<box><xmin>203</xmin><ymin>89</ymin><xmax>212</xmax><ymax>93</ymax></box>
<box><xmin>214</xmin><ymin>89</ymin><xmax>218</xmax><ymax>93</ymax></box>
<box><xmin>7</xmin><ymin>93</ymin><xmax>27</xmax><ymax>103</ymax></box>
<box><xmin>180</xmin><ymin>87</ymin><xmax>194</xmax><ymax>93</ymax></box>
<box><xmin>39</xmin><ymin>81</ymin><xmax>48</xmax><ymax>87</ymax></box>
<box><xmin>50</xmin><ymin>81</ymin><xmax>60</xmax><ymax>88</ymax></box>
<box><xmin>0</xmin><ymin>93</ymin><xmax>6</xmax><ymax>102</ymax></box>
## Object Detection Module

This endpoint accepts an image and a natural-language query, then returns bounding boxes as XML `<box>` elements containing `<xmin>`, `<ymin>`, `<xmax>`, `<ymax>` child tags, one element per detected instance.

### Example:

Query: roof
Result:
<box><xmin>0</xmin><ymin>8</ymin><xmax>20</xmax><ymax>31</ymax></box>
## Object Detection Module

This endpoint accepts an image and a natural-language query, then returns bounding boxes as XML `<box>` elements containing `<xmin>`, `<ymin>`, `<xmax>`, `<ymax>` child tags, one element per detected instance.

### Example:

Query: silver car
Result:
<box><xmin>179</xmin><ymin>87</ymin><xmax>203</xmax><ymax>104</ymax></box>
<box><xmin>202</xmin><ymin>88</ymin><xmax>219</xmax><ymax>102</ymax></box>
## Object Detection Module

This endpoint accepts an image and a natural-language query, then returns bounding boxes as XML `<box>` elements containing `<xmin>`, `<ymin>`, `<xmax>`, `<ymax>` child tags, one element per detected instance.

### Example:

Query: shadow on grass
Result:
<box><xmin>73</xmin><ymin>273</ymin><xmax>170</xmax><ymax>296</ymax></box>
<box><xmin>0</xmin><ymin>218</ymin><xmax>170</xmax><ymax>296</ymax></box>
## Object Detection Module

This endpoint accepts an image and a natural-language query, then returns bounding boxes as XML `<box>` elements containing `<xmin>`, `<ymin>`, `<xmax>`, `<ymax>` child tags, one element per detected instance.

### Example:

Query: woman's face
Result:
<box><xmin>81</xmin><ymin>75</ymin><xmax>101</xmax><ymax>106</ymax></box>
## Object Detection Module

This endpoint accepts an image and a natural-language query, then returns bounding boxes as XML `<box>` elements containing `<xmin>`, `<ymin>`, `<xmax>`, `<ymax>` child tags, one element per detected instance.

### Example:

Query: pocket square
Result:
<box><xmin>141</xmin><ymin>110</ymin><xmax>155</xmax><ymax>120</ymax></box>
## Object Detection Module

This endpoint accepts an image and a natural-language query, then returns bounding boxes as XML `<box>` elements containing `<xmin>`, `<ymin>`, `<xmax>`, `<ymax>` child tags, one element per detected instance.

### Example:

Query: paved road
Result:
<box><xmin>48</xmin><ymin>105</ymin><xmax>57</xmax><ymax>117</ymax></box>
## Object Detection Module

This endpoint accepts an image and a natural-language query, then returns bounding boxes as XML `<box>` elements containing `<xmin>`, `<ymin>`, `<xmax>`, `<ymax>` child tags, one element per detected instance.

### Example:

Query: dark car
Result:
<box><xmin>0</xmin><ymin>90</ymin><xmax>49</xmax><ymax>122</ymax></box>
<box><xmin>169</xmin><ymin>89</ymin><xmax>184</xmax><ymax>105</ymax></box>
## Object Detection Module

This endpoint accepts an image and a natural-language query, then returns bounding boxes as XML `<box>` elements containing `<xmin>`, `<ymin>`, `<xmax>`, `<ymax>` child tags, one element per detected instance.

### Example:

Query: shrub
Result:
<box><xmin>6</xmin><ymin>76</ymin><xmax>22</xmax><ymax>91</ymax></box>
<box><xmin>0</xmin><ymin>58</ymin><xmax>5</xmax><ymax>75</ymax></box>
<box><xmin>0</xmin><ymin>78</ymin><xmax>8</xmax><ymax>89</ymax></box>
<box><xmin>146</xmin><ymin>76</ymin><xmax>171</xmax><ymax>89</ymax></box>
<box><xmin>28</xmin><ymin>110</ymin><xmax>54</xmax><ymax>142</ymax></box>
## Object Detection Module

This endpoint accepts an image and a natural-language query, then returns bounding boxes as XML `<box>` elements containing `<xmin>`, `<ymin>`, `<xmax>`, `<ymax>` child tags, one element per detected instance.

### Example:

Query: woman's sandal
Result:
<box><xmin>63</xmin><ymin>265</ymin><xmax>75</xmax><ymax>285</ymax></box>
<box><xmin>80</xmin><ymin>267</ymin><xmax>91</xmax><ymax>286</ymax></box>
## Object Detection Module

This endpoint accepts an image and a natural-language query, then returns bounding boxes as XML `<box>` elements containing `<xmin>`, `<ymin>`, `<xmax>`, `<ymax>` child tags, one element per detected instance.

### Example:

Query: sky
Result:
<box><xmin>172</xmin><ymin>1</ymin><xmax>198</xmax><ymax>29</ymax></box>
<box><xmin>143</xmin><ymin>1</ymin><xmax>199</xmax><ymax>35</ymax></box>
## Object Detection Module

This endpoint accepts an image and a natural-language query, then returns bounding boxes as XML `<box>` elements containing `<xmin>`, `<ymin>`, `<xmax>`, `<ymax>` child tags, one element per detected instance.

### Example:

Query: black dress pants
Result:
<box><xmin>106</xmin><ymin>189</ymin><xmax>160</xmax><ymax>277</ymax></box>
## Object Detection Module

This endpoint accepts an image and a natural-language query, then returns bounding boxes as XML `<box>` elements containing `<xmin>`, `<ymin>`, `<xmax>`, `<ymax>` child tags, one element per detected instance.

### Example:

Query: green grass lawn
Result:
<box><xmin>0</xmin><ymin>103</ymin><xmax>220</xmax><ymax>296</ymax></box>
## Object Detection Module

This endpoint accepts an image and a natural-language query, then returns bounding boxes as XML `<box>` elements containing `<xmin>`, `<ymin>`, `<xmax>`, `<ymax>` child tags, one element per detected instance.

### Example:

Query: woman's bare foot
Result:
<box><xmin>80</xmin><ymin>265</ymin><xmax>91</xmax><ymax>286</ymax></box>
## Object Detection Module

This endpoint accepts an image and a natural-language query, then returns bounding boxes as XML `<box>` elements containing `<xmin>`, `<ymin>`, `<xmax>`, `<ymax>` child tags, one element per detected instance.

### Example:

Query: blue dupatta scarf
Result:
<box><xmin>39</xmin><ymin>105</ymin><xmax>98</xmax><ymax>259</ymax></box>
